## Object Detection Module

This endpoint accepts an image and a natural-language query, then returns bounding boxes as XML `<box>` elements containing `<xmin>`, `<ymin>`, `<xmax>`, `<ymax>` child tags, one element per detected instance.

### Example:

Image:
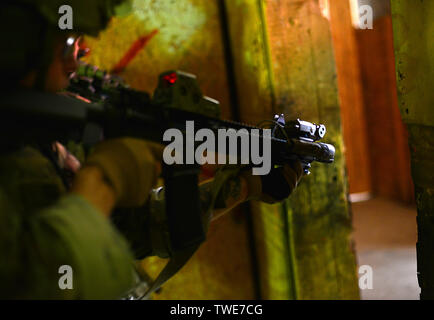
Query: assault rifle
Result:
<box><xmin>0</xmin><ymin>64</ymin><xmax>335</xmax><ymax>298</ymax></box>
<box><xmin>67</xmin><ymin>64</ymin><xmax>335</xmax><ymax>170</ymax></box>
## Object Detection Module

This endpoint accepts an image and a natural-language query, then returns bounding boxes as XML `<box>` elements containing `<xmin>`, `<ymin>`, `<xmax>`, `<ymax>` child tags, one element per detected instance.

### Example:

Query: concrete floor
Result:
<box><xmin>351</xmin><ymin>197</ymin><xmax>420</xmax><ymax>300</ymax></box>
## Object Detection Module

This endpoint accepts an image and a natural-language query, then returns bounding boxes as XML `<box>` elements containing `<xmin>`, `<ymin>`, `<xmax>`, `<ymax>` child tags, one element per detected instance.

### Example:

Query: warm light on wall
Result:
<box><xmin>319</xmin><ymin>0</ymin><xmax>330</xmax><ymax>21</ymax></box>
<box><xmin>349</xmin><ymin>0</ymin><xmax>362</xmax><ymax>28</ymax></box>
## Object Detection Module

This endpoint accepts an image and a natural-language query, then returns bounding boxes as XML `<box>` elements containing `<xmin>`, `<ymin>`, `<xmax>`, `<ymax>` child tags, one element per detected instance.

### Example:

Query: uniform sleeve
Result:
<box><xmin>0</xmin><ymin>191</ymin><xmax>136</xmax><ymax>299</ymax></box>
<box><xmin>0</xmin><ymin>145</ymin><xmax>137</xmax><ymax>300</ymax></box>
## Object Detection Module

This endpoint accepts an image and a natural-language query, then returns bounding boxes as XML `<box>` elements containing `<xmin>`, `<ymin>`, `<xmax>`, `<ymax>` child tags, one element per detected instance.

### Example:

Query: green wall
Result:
<box><xmin>392</xmin><ymin>0</ymin><xmax>434</xmax><ymax>300</ymax></box>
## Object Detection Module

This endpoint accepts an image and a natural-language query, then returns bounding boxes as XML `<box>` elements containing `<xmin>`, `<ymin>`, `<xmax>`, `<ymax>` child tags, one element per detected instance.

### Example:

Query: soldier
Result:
<box><xmin>0</xmin><ymin>0</ymin><xmax>302</xmax><ymax>299</ymax></box>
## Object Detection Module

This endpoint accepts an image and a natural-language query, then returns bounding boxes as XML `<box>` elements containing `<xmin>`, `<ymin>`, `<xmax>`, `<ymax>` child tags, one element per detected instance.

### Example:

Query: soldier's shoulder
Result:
<box><xmin>0</xmin><ymin>145</ymin><xmax>58</xmax><ymax>179</ymax></box>
<box><xmin>0</xmin><ymin>145</ymin><xmax>65</xmax><ymax>211</ymax></box>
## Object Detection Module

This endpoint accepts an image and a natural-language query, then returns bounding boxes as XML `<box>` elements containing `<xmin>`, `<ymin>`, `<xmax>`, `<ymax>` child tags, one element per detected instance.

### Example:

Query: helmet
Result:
<box><xmin>0</xmin><ymin>0</ymin><xmax>131</xmax><ymax>88</ymax></box>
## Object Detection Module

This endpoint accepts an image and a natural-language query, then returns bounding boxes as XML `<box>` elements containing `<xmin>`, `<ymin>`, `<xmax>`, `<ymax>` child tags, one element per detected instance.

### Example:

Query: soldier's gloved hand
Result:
<box><xmin>244</xmin><ymin>161</ymin><xmax>303</xmax><ymax>204</ymax></box>
<box><xmin>85</xmin><ymin>138</ymin><xmax>164</xmax><ymax>208</ymax></box>
<box><xmin>260</xmin><ymin>161</ymin><xmax>303</xmax><ymax>203</ymax></box>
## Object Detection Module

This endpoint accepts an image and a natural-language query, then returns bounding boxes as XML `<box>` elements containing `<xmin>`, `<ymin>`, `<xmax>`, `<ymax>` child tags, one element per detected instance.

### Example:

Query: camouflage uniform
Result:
<box><xmin>0</xmin><ymin>144</ymin><xmax>135</xmax><ymax>299</ymax></box>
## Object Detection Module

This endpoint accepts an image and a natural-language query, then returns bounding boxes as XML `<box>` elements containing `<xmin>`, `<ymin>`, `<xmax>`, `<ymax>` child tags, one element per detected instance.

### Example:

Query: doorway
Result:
<box><xmin>330</xmin><ymin>0</ymin><xmax>418</xmax><ymax>299</ymax></box>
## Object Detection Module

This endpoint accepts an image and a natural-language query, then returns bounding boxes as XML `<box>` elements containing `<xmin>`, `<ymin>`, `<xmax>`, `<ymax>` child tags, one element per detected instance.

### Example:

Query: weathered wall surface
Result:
<box><xmin>224</xmin><ymin>0</ymin><xmax>359</xmax><ymax>299</ymax></box>
<box><xmin>223</xmin><ymin>0</ymin><xmax>293</xmax><ymax>299</ymax></box>
<box><xmin>391</xmin><ymin>0</ymin><xmax>434</xmax><ymax>299</ymax></box>
<box><xmin>265</xmin><ymin>0</ymin><xmax>359</xmax><ymax>299</ymax></box>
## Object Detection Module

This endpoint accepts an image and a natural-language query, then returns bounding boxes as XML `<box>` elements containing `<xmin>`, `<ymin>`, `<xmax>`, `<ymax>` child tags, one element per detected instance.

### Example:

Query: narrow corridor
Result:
<box><xmin>352</xmin><ymin>197</ymin><xmax>419</xmax><ymax>299</ymax></box>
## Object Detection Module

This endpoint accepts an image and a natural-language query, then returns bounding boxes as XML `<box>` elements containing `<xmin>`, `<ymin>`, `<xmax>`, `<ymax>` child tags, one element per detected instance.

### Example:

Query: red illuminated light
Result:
<box><xmin>163</xmin><ymin>72</ymin><xmax>177</xmax><ymax>85</ymax></box>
